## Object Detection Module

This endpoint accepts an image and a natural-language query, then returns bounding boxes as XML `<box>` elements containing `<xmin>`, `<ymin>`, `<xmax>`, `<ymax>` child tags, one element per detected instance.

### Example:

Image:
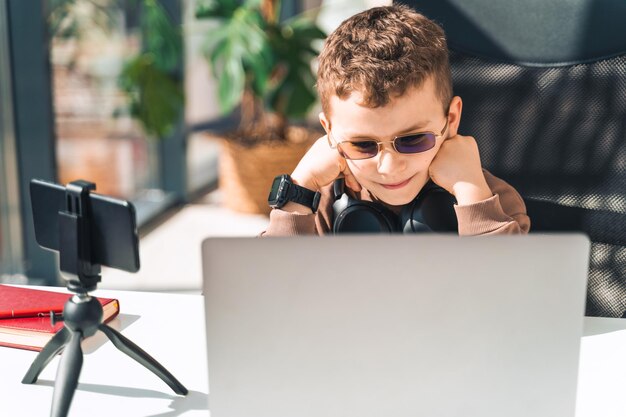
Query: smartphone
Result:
<box><xmin>30</xmin><ymin>179</ymin><xmax>140</xmax><ymax>273</ymax></box>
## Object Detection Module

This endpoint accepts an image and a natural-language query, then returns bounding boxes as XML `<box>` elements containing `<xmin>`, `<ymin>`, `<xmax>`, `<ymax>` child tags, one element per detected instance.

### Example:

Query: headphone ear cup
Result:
<box><xmin>333</xmin><ymin>193</ymin><xmax>399</xmax><ymax>233</ymax></box>
<box><xmin>400</xmin><ymin>202</ymin><xmax>432</xmax><ymax>233</ymax></box>
<box><xmin>401</xmin><ymin>184</ymin><xmax>458</xmax><ymax>233</ymax></box>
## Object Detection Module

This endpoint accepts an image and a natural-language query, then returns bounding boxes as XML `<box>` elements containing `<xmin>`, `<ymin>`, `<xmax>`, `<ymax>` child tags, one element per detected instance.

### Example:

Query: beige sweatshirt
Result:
<box><xmin>261</xmin><ymin>170</ymin><xmax>530</xmax><ymax>236</ymax></box>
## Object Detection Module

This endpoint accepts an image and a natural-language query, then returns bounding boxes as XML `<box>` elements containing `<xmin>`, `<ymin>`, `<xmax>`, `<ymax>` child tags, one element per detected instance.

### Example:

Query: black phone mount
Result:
<box><xmin>21</xmin><ymin>180</ymin><xmax>188</xmax><ymax>417</ymax></box>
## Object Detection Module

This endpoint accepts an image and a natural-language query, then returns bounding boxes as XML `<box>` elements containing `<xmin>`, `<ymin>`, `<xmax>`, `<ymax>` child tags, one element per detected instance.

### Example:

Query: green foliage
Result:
<box><xmin>118</xmin><ymin>0</ymin><xmax>184</xmax><ymax>138</ymax></box>
<box><xmin>142</xmin><ymin>0</ymin><xmax>180</xmax><ymax>72</ymax></box>
<box><xmin>48</xmin><ymin>0</ymin><xmax>184</xmax><ymax>139</ymax></box>
<box><xmin>201</xmin><ymin>4</ymin><xmax>270</xmax><ymax>113</ymax></box>
<box><xmin>268</xmin><ymin>15</ymin><xmax>326</xmax><ymax>119</ymax></box>
<box><xmin>119</xmin><ymin>53</ymin><xmax>184</xmax><ymax>138</ymax></box>
<box><xmin>196</xmin><ymin>0</ymin><xmax>325</xmax><ymax>134</ymax></box>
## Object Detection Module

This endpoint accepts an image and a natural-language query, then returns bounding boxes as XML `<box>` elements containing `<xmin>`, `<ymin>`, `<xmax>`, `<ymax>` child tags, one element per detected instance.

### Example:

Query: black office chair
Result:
<box><xmin>402</xmin><ymin>0</ymin><xmax>626</xmax><ymax>317</ymax></box>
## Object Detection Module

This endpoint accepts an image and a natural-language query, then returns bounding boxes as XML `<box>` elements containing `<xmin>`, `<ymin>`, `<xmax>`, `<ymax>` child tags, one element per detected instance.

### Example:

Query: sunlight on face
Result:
<box><xmin>326</xmin><ymin>77</ymin><xmax>449</xmax><ymax>206</ymax></box>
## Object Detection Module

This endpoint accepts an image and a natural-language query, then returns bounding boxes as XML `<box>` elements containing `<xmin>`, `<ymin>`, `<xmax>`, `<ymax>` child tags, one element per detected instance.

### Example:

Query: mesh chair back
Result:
<box><xmin>403</xmin><ymin>0</ymin><xmax>626</xmax><ymax>317</ymax></box>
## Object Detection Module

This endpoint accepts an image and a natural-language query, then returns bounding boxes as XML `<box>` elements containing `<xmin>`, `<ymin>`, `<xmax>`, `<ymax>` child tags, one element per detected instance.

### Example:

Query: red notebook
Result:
<box><xmin>0</xmin><ymin>284</ymin><xmax>120</xmax><ymax>351</ymax></box>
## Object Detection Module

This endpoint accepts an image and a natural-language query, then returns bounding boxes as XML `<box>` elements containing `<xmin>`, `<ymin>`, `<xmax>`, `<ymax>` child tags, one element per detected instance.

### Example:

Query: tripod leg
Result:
<box><xmin>22</xmin><ymin>327</ymin><xmax>71</xmax><ymax>384</ymax></box>
<box><xmin>99</xmin><ymin>323</ymin><xmax>188</xmax><ymax>395</ymax></box>
<box><xmin>50</xmin><ymin>330</ymin><xmax>84</xmax><ymax>417</ymax></box>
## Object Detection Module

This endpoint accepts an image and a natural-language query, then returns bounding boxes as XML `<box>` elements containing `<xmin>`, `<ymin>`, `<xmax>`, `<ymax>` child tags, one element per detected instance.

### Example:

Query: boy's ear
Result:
<box><xmin>447</xmin><ymin>96</ymin><xmax>463</xmax><ymax>137</ymax></box>
<box><xmin>319</xmin><ymin>112</ymin><xmax>330</xmax><ymax>133</ymax></box>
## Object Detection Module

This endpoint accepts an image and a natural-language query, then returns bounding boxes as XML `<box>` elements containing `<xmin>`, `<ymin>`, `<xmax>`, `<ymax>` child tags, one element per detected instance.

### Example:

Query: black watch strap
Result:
<box><xmin>287</xmin><ymin>180</ymin><xmax>321</xmax><ymax>213</ymax></box>
<box><xmin>269</xmin><ymin>174</ymin><xmax>321</xmax><ymax>213</ymax></box>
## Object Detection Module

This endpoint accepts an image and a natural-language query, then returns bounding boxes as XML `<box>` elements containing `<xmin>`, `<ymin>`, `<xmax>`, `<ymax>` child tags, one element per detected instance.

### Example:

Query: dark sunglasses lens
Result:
<box><xmin>339</xmin><ymin>141</ymin><xmax>379</xmax><ymax>159</ymax></box>
<box><xmin>395</xmin><ymin>133</ymin><xmax>436</xmax><ymax>153</ymax></box>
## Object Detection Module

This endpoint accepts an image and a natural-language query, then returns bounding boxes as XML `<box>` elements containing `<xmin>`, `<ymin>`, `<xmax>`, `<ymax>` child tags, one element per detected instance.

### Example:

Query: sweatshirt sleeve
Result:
<box><xmin>454</xmin><ymin>170</ymin><xmax>531</xmax><ymax>236</ymax></box>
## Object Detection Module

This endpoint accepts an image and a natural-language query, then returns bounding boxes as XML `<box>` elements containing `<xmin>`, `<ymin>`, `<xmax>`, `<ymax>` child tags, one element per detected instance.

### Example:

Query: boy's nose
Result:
<box><xmin>377</xmin><ymin>145</ymin><xmax>406</xmax><ymax>175</ymax></box>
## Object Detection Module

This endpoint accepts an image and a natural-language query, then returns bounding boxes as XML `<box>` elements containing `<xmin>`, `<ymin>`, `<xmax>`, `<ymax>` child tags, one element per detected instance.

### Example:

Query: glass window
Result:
<box><xmin>50</xmin><ymin>0</ymin><xmax>161</xmax><ymax>200</ymax></box>
<box><xmin>0</xmin><ymin>1</ymin><xmax>25</xmax><ymax>282</ymax></box>
<box><xmin>0</xmin><ymin>140</ymin><xmax>23</xmax><ymax>282</ymax></box>
<box><xmin>184</xmin><ymin>0</ymin><xmax>221</xmax><ymax>194</ymax></box>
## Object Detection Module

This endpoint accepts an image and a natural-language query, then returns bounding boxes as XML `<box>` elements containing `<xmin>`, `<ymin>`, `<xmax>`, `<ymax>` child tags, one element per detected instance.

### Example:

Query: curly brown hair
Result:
<box><xmin>317</xmin><ymin>4</ymin><xmax>452</xmax><ymax>117</ymax></box>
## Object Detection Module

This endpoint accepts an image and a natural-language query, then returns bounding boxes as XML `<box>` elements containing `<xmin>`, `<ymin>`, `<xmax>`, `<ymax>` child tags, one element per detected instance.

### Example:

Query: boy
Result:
<box><xmin>263</xmin><ymin>5</ymin><xmax>530</xmax><ymax>236</ymax></box>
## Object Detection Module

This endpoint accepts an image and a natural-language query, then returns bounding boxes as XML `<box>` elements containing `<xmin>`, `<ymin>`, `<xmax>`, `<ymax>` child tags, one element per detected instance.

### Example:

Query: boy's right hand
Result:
<box><xmin>290</xmin><ymin>135</ymin><xmax>362</xmax><ymax>193</ymax></box>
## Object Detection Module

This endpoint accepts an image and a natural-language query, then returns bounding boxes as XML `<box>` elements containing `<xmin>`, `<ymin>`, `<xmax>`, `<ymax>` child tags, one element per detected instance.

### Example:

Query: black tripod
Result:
<box><xmin>22</xmin><ymin>181</ymin><xmax>187</xmax><ymax>417</ymax></box>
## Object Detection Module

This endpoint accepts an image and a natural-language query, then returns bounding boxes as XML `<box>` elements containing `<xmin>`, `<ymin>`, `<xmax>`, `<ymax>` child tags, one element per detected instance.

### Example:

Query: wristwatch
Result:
<box><xmin>268</xmin><ymin>174</ymin><xmax>321</xmax><ymax>213</ymax></box>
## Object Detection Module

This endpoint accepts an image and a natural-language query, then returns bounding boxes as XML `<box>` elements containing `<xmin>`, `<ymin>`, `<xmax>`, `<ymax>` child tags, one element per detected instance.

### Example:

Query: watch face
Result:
<box><xmin>268</xmin><ymin>175</ymin><xmax>287</xmax><ymax>207</ymax></box>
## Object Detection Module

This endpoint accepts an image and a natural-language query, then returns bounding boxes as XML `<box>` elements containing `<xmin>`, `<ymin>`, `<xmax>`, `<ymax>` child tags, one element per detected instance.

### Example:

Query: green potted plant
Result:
<box><xmin>196</xmin><ymin>0</ymin><xmax>326</xmax><ymax>214</ymax></box>
<box><xmin>118</xmin><ymin>0</ymin><xmax>184</xmax><ymax>139</ymax></box>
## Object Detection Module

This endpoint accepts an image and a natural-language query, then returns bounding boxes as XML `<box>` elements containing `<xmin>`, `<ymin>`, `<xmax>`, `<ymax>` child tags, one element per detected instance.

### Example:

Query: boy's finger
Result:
<box><xmin>343</xmin><ymin>170</ymin><xmax>362</xmax><ymax>192</ymax></box>
<box><xmin>337</xmin><ymin>157</ymin><xmax>348</xmax><ymax>173</ymax></box>
<box><xmin>337</xmin><ymin>158</ymin><xmax>361</xmax><ymax>192</ymax></box>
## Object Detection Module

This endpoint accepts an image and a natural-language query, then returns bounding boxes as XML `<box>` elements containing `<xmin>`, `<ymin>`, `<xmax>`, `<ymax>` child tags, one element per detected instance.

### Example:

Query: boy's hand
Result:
<box><xmin>280</xmin><ymin>135</ymin><xmax>361</xmax><ymax>215</ymax></box>
<box><xmin>291</xmin><ymin>135</ymin><xmax>361</xmax><ymax>193</ymax></box>
<box><xmin>428</xmin><ymin>135</ymin><xmax>493</xmax><ymax>205</ymax></box>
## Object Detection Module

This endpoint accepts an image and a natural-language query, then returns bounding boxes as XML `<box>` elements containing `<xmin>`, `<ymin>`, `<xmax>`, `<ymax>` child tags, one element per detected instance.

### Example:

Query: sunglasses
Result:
<box><xmin>328</xmin><ymin>118</ymin><xmax>449</xmax><ymax>160</ymax></box>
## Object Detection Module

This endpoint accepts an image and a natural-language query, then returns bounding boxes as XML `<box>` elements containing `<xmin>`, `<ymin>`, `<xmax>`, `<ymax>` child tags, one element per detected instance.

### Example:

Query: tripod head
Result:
<box><xmin>59</xmin><ymin>180</ymin><xmax>101</xmax><ymax>293</ymax></box>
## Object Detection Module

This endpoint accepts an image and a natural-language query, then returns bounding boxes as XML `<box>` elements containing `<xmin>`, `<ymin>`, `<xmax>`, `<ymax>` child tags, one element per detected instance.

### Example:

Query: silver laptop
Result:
<box><xmin>202</xmin><ymin>234</ymin><xmax>590</xmax><ymax>417</ymax></box>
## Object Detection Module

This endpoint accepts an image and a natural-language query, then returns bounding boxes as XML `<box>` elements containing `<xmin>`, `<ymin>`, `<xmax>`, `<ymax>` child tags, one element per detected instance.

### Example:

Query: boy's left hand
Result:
<box><xmin>428</xmin><ymin>134</ymin><xmax>493</xmax><ymax>205</ymax></box>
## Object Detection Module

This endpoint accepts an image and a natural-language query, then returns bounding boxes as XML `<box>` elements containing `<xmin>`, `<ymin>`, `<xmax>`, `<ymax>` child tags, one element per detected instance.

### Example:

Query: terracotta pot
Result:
<box><xmin>219</xmin><ymin>127</ymin><xmax>318</xmax><ymax>215</ymax></box>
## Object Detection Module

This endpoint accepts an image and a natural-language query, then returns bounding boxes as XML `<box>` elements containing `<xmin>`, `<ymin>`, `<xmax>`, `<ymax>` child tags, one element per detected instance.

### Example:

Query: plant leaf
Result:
<box><xmin>199</xmin><ymin>0</ymin><xmax>326</xmax><ymax>124</ymax></box>
<box><xmin>217</xmin><ymin>49</ymin><xmax>246</xmax><ymax>113</ymax></box>
<box><xmin>119</xmin><ymin>54</ymin><xmax>184</xmax><ymax>138</ymax></box>
<box><xmin>195</xmin><ymin>0</ymin><xmax>239</xmax><ymax>19</ymax></box>
<box><xmin>142</xmin><ymin>0</ymin><xmax>181</xmax><ymax>72</ymax></box>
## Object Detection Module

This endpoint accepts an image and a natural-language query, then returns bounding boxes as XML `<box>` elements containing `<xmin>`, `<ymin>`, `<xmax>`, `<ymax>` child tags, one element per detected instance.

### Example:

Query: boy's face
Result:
<box><xmin>320</xmin><ymin>77</ymin><xmax>461</xmax><ymax>206</ymax></box>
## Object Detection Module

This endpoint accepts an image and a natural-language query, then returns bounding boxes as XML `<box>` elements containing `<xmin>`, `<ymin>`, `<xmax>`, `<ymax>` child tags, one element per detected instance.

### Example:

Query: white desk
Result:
<box><xmin>0</xmin><ymin>288</ymin><xmax>209</xmax><ymax>417</ymax></box>
<box><xmin>576</xmin><ymin>316</ymin><xmax>626</xmax><ymax>417</ymax></box>
<box><xmin>1</xmin><ymin>288</ymin><xmax>625</xmax><ymax>417</ymax></box>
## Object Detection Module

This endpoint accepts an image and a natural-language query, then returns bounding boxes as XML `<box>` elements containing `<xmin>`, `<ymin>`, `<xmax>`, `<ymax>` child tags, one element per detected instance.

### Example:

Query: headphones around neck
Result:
<box><xmin>332</xmin><ymin>178</ymin><xmax>458</xmax><ymax>234</ymax></box>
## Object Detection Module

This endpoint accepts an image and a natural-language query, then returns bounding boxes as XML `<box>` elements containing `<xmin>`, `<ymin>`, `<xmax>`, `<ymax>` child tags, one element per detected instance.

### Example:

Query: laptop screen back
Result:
<box><xmin>202</xmin><ymin>234</ymin><xmax>589</xmax><ymax>417</ymax></box>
